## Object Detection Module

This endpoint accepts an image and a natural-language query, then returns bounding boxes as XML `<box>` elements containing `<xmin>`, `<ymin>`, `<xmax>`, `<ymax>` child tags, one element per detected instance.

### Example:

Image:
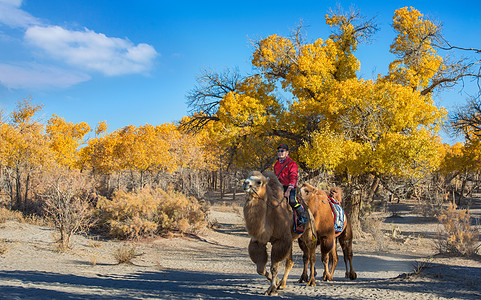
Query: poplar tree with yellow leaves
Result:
<box><xmin>0</xmin><ymin>98</ymin><xmax>51</xmax><ymax>210</ymax></box>
<box><xmin>46</xmin><ymin>114</ymin><xmax>91</xmax><ymax>169</ymax></box>
<box><xmin>185</xmin><ymin>7</ymin><xmax>481</xmax><ymax>232</ymax></box>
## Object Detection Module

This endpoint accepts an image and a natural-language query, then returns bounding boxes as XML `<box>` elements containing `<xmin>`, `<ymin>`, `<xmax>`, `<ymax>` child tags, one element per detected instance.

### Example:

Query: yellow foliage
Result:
<box><xmin>46</xmin><ymin>114</ymin><xmax>91</xmax><ymax>168</ymax></box>
<box><xmin>385</xmin><ymin>7</ymin><xmax>443</xmax><ymax>90</ymax></box>
<box><xmin>95</xmin><ymin>121</ymin><xmax>108</xmax><ymax>136</ymax></box>
<box><xmin>204</xmin><ymin>7</ymin><xmax>448</xmax><ymax>177</ymax></box>
<box><xmin>299</xmin><ymin>126</ymin><xmax>344</xmax><ymax>170</ymax></box>
<box><xmin>0</xmin><ymin>99</ymin><xmax>52</xmax><ymax>170</ymax></box>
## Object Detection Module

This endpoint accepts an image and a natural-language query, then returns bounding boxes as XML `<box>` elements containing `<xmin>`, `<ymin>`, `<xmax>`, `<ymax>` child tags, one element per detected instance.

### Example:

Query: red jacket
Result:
<box><xmin>274</xmin><ymin>156</ymin><xmax>298</xmax><ymax>187</ymax></box>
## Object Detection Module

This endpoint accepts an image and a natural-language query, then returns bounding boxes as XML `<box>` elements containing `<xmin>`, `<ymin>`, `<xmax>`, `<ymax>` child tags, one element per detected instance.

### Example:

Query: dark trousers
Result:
<box><xmin>283</xmin><ymin>185</ymin><xmax>300</xmax><ymax>209</ymax></box>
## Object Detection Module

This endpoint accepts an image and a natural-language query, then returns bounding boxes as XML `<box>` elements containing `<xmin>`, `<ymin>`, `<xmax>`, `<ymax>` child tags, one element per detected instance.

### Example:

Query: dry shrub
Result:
<box><xmin>113</xmin><ymin>245</ymin><xmax>137</xmax><ymax>264</ymax></box>
<box><xmin>0</xmin><ymin>239</ymin><xmax>8</xmax><ymax>255</ymax></box>
<box><xmin>40</xmin><ymin>168</ymin><xmax>96</xmax><ymax>251</ymax></box>
<box><xmin>437</xmin><ymin>203</ymin><xmax>480</xmax><ymax>256</ymax></box>
<box><xmin>96</xmin><ymin>188</ymin><xmax>208</xmax><ymax>239</ymax></box>
<box><xmin>89</xmin><ymin>252</ymin><xmax>98</xmax><ymax>266</ymax></box>
<box><xmin>97</xmin><ymin>189</ymin><xmax>159</xmax><ymax>239</ymax></box>
<box><xmin>414</xmin><ymin>194</ymin><xmax>444</xmax><ymax>217</ymax></box>
<box><xmin>361</xmin><ymin>215</ymin><xmax>386</xmax><ymax>251</ymax></box>
<box><xmin>156</xmin><ymin>189</ymin><xmax>208</xmax><ymax>235</ymax></box>
<box><xmin>0</xmin><ymin>207</ymin><xmax>24</xmax><ymax>223</ymax></box>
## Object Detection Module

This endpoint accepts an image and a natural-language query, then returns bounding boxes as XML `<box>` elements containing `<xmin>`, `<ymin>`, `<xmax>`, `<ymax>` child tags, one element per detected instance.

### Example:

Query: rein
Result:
<box><xmin>248</xmin><ymin>186</ymin><xmax>285</xmax><ymax>209</ymax></box>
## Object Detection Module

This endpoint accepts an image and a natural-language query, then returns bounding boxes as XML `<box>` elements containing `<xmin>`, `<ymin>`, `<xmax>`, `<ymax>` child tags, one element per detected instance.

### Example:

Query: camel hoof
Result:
<box><xmin>298</xmin><ymin>274</ymin><xmax>308</xmax><ymax>283</ymax></box>
<box><xmin>307</xmin><ymin>279</ymin><xmax>316</xmax><ymax>287</ymax></box>
<box><xmin>265</xmin><ymin>287</ymin><xmax>278</xmax><ymax>296</ymax></box>
<box><xmin>349</xmin><ymin>272</ymin><xmax>357</xmax><ymax>280</ymax></box>
<box><xmin>323</xmin><ymin>274</ymin><xmax>333</xmax><ymax>281</ymax></box>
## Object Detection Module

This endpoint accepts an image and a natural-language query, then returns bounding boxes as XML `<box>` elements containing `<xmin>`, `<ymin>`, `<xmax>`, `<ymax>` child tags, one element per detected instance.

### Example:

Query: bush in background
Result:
<box><xmin>437</xmin><ymin>203</ymin><xmax>480</xmax><ymax>256</ymax></box>
<box><xmin>39</xmin><ymin>168</ymin><xmax>96</xmax><ymax>251</ymax></box>
<box><xmin>96</xmin><ymin>188</ymin><xmax>208</xmax><ymax>239</ymax></box>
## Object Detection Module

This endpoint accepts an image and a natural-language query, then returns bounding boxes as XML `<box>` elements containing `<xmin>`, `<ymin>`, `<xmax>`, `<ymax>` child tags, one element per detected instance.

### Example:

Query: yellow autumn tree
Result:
<box><xmin>186</xmin><ymin>7</ymin><xmax>456</xmax><ymax>231</ymax></box>
<box><xmin>46</xmin><ymin>114</ymin><xmax>91</xmax><ymax>169</ymax></box>
<box><xmin>0</xmin><ymin>98</ymin><xmax>52</xmax><ymax>210</ymax></box>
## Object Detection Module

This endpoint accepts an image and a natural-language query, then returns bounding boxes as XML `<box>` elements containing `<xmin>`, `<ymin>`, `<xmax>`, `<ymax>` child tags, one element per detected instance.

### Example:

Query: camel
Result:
<box><xmin>242</xmin><ymin>171</ymin><xmax>316</xmax><ymax>295</ymax></box>
<box><xmin>297</xmin><ymin>183</ymin><xmax>357</xmax><ymax>286</ymax></box>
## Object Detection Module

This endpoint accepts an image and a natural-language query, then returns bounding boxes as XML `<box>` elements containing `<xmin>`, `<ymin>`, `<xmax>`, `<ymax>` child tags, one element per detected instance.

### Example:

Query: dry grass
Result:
<box><xmin>411</xmin><ymin>260</ymin><xmax>431</xmax><ymax>276</ymax></box>
<box><xmin>361</xmin><ymin>215</ymin><xmax>386</xmax><ymax>251</ymax></box>
<box><xmin>0</xmin><ymin>239</ymin><xmax>8</xmax><ymax>255</ymax></box>
<box><xmin>87</xmin><ymin>237</ymin><xmax>102</xmax><ymax>248</ymax></box>
<box><xmin>437</xmin><ymin>203</ymin><xmax>480</xmax><ymax>256</ymax></box>
<box><xmin>0</xmin><ymin>207</ymin><xmax>25</xmax><ymax>223</ymax></box>
<box><xmin>89</xmin><ymin>252</ymin><xmax>99</xmax><ymax>266</ymax></box>
<box><xmin>113</xmin><ymin>245</ymin><xmax>138</xmax><ymax>264</ymax></box>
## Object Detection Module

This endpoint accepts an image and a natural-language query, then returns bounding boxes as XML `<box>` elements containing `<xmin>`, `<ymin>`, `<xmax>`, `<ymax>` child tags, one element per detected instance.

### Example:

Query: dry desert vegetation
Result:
<box><xmin>0</xmin><ymin>192</ymin><xmax>480</xmax><ymax>300</ymax></box>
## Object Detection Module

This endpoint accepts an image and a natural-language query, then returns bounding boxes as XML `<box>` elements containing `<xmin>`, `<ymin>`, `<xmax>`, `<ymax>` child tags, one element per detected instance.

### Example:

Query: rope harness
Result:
<box><xmin>247</xmin><ymin>185</ymin><xmax>285</xmax><ymax>209</ymax></box>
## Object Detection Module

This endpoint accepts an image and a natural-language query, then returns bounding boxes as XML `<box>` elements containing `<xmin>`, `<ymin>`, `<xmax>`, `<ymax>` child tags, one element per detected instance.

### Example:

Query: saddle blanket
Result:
<box><xmin>327</xmin><ymin>196</ymin><xmax>346</xmax><ymax>234</ymax></box>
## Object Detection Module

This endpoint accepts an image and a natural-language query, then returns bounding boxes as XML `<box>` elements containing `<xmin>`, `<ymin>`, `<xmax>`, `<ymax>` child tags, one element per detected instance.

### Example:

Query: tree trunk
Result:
<box><xmin>15</xmin><ymin>166</ymin><xmax>22</xmax><ymax>211</ymax></box>
<box><xmin>457</xmin><ymin>168</ymin><xmax>468</xmax><ymax>206</ymax></box>
<box><xmin>345</xmin><ymin>192</ymin><xmax>362</xmax><ymax>238</ymax></box>
<box><xmin>367</xmin><ymin>176</ymin><xmax>380</xmax><ymax>202</ymax></box>
<box><xmin>24</xmin><ymin>172</ymin><xmax>30</xmax><ymax>212</ymax></box>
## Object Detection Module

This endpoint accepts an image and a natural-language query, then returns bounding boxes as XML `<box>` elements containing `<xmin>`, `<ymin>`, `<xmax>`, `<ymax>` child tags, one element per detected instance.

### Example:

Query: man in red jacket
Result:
<box><xmin>273</xmin><ymin>144</ymin><xmax>308</xmax><ymax>225</ymax></box>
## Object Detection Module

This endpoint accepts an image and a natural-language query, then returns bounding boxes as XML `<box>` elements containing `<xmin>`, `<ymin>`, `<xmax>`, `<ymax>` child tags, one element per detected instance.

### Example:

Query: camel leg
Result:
<box><xmin>297</xmin><ymin>239</ymin><xmax>309</xmax><ymax>283</ymax></box>
<box><xmin>339</xmin><ymin>235</ymin><xmax>357</xmax><ymax>280</ymax></box>
<box><xmin>307</xmin><ymin>243</ymin><xmax>317</xmax><ymax>286</ymax></box>
<box><xmin>265</xmin><ymin>238</ymin><xmax>291</xmax><ymax>295</ymax></box>
<box><xmin>339</xmin><ymin>221</ymin><xmax>357</xmax><ymax>280</ymax></box>
<box><xmin>320</xmin><ymin>236</ymin><xmax>334</xmax><ymax>281</ymax></box>
<box><xmin>328</xmin><ymin>240</ymin><xmax>339</xmax><ymax>278</ymax></box>
<box><xmin>278</xmin><ymin>248</ymin><xmax>294</xmax><ymax>290</ymax></box>
<box><xmin>248</xmin><ymin>239</ymin><xmax>272</xmax><ymax>282</ymax></box>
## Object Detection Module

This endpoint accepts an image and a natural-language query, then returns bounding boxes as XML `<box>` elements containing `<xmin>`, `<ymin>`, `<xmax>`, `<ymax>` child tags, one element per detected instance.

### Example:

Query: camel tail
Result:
<box><xmin>301</xmin><ymin>200</ymin><xmax>317</xmax><ymax>243</ymax></box>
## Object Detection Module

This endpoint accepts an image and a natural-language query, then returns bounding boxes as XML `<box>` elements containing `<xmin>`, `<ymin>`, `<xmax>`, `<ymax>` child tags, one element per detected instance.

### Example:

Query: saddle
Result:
<box><xmin>327</xmin><ymin>195</ymin><xmax>346</xmax><ymax>236</ymax></box>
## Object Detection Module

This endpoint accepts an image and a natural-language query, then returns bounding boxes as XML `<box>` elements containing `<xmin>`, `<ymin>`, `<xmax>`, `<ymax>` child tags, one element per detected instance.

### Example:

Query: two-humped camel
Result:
<box><xmin>297</xmin><ymin>183</ymin><xmax>357</xmax><ymax>286</ymax></box>
<box><xmin>242</xmin><ymin>171</ymin><xmax>316</xmax><ymax>295</ymax></box>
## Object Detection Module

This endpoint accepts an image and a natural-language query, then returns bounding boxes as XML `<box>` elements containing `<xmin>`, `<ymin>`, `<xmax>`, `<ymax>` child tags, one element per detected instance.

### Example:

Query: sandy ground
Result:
<box><xmin>0</xmin><ymin>196</ymin><xmax>480</xmax><ymax>299</ymax></box>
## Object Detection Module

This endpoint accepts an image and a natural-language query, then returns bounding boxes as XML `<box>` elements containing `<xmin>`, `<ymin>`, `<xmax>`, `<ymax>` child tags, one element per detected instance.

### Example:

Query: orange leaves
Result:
<box><xmin>46</xmin><ymin>114</ymin><xmax>91</xmax><ymax>168</ymax></box>
<box><xmin>81</xmin><ymin>122</ymin><xmax>216</xmax><ymax>175</ymax></box>
<box><xmin>252</xmin><ymin>34</ymin><xmax>295</xmax><ymax>73</ymax></box>
<box><xmin>10</xmin><ymin>97</ymin><xmax>44</xmax><ymax>125</ymax></box>
<box><xmin>386</xmin><ymin>7</ymin><xmax>443</xmax><ymax>90</ymax></box>
<box><xmin>0</xmin><ymin>98</ymin><xmax>51</xmax><ymax>169</ymax></box>
<box><xmin>374</xmin><ymin>130</ymin><xmax>443</xmax><ymax>178</ymax></box>
<box><xmin>201</xmin><ymin>7</ymin><xmax>448</xmax><ymax>178</ymax></box>
<box><xmin>95</xmin><ymin>121</ymin><xmax>108</xmax><ymax>136</ymax></box>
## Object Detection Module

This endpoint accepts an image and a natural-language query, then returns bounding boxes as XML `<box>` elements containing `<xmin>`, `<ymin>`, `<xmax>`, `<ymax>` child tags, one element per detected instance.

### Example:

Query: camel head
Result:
<box><xmin>298</xmin><ymin>182</ymin><xmax>320</xmax><ymax>202</ymax></box>
<box><xmin>329</xmin><ymin>186</ymin><xmax>343</xmax><ymax>203</ymax></box>
<box><xmin>243</xmin><ymin>171</ymin><xmax>270</xmax><ymax>198</ymax></box>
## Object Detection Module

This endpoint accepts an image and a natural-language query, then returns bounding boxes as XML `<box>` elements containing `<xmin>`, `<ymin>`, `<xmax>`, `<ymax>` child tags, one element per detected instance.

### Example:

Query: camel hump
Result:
<box><xmin>262</xmin><ymin>171</ymin><xmax>280</xmax><ymax>185</ymax></box>
<box><xmin>262</xmin><ymin>170</ymin><xmax>283</xmax><ymax>197</ymax></box>
<box><xmin>329</xmin><ymin>186</ymin><xmax>343</xmax><ymax>204</ymax></box>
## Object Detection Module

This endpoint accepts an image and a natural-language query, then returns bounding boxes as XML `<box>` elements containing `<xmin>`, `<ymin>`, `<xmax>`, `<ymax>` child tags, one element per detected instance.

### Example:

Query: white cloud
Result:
<box><xmin>0</xmin><ymin>0</ymin><xmax>39</xmax><ymax>28</ymax></box>
<box><xmin>0</xmin><ymin>63</ymin><xmax>91</xmax><ymax>89</ymax></box>
<box><xmin>25</xmin><ymin>25</ymin><xmax>158</xmax><ymax>76</ymax></box>
<box><xmin>0</xmin><ymin>0</ymin><xmax>159</xmax><ymax>90</ymax></box>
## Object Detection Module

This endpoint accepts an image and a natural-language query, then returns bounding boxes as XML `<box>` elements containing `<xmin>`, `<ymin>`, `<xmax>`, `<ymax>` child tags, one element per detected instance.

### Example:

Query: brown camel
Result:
<box><xmin>242</xmin><ymin>171</ymin><xmax>316</xmax><ymax>295</ymax></box>
<box><xmin>297</xmin><ymin>183</ymin><xmax>357</xmax><ymax>286</ymax></box>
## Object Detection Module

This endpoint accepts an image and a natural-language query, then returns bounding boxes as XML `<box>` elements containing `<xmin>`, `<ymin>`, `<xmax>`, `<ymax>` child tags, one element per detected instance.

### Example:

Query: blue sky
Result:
<box><xmin>0</xmin><ymin>0</ymin><xmax>480</xmax><ymax>144</ymax></box>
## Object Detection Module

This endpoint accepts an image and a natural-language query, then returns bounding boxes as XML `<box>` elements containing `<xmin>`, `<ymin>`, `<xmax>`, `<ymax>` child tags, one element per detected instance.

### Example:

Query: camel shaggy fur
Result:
<box><xmin>242</xmin><ymin>171</ymin><xmax>316</xmax><ymax>295</ymax></box>
<box><xmin>297</xmin><ymin>183</ymin><xmax>357</xmax><ymax>286</ymax></box>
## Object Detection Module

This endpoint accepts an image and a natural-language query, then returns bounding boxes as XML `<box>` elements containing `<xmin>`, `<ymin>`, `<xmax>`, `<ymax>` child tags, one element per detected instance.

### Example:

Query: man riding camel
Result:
<box><xmin>273</xmin><ymin>144</ymin><xmax>308</xmax><ymax>225</ymax></box>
